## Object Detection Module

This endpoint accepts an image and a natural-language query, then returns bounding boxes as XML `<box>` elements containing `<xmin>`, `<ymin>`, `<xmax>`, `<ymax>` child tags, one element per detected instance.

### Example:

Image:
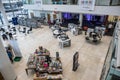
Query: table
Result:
<box><xmin>58</xmin><ymin>38</ymin><xmax>71</xmax><ymax>49</ymax></box>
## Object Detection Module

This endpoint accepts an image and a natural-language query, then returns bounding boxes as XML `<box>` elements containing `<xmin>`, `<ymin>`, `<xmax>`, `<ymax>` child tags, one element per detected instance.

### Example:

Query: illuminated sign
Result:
<box><xmin>79</xmin><ymin>0</ymin><xmax>96</xmax><ymax>11</ymax></box>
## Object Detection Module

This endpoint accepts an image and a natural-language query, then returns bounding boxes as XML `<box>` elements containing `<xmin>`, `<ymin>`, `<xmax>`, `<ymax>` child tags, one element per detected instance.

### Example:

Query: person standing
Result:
<box><xmin>9</xmin><ymin>32</ymin><xmax>13</xmax><ymax>40</ymax></box>
<box><xmin>6</xmin><ymin>46</ymin><xmax>13</xmax><ymax>63</ymax></box>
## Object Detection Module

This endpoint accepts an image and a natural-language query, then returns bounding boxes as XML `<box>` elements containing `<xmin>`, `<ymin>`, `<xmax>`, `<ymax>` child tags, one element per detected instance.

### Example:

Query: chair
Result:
<box><xmin>27</xmin><ymin>27</ymin><xmax>32</xmax><ymax>34</ymax></box>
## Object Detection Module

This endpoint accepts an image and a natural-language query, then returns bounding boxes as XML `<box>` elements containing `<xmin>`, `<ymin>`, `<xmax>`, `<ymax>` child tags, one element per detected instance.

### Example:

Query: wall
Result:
<box><xmin>33</xmin><ymin>10</ymin><xmax>41</xmax><ymax>17</ymax></box>
<box><xmin>23</xmin><ymin>5</ymin><xmax>120</xmax><ymax>16</ymax></box>
<box><xmin>0</xmin><ymin>38</ymin><xmax>16</xmax><ymax>80</ymax></box>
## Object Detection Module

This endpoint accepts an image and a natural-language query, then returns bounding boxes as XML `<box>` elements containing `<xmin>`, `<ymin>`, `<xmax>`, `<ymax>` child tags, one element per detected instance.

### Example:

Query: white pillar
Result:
<box><xmin>79</xmin><ymin>14</ymin><xmax>83</xmax><ymax>27</ymax></box>
<box><xmin>0</xmin><ymin>37</ymin><xmax>17</xmax><ymax>80</ymax></box>
<box><xmin>0</xmin><ymin>0</ymin><xmax>9</xmax><ymax>26</ymax></box>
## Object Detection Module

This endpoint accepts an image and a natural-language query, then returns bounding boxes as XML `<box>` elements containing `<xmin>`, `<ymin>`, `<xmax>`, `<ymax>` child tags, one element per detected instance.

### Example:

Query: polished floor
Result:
<box><xmin>13</xmin><ymin>25</ymin><xmax>112</xmax><ymax>80</ymax></box>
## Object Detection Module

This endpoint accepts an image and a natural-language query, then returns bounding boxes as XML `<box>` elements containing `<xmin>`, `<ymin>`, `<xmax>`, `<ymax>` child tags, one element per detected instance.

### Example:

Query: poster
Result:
<box><xmin>34</xmin><ymin>0</ymin><xmax>42</xmax><ymax>5</ymax></box>
<box><xmin>73</xmin><ymin>52</ymin><xmax>79</xmax><ymax>71</ymax></box>
<box><xmin>79</xmin><ymin>0</ymin><xmax>96</xmax><ymax>11</ymax></box>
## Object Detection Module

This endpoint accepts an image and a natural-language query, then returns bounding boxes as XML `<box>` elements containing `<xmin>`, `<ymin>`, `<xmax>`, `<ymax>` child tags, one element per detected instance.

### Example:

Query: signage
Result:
<box><xmin>79</xmin><ymin>0</ymin><xmax>96</xmax><ymax>11</ymax></box>
<box><xmin>35</xmin><ymin>0</ymin><xmax>42</xmax><ymax>5</ymax></box>
<box><xmin>73</xmin><ymin>52</ymin><xmax>79</xmax><ymax>71</ymax></box>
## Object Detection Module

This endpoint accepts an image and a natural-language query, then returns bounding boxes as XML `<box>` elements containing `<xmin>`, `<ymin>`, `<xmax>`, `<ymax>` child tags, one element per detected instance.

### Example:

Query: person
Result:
<box><xmin>13</xmin><ymin>27</ymin><xmax>16</xmax><ymax>34</ymax></box>
<box><xmin>6</xmin><ymin>46</ymin><xmax>13</xmax><ymax>63</ymax></box>
<box><xmin>8</xmin><ymin>25</ymin><xmax>11</xmax><ymax>30</ymax></box>
<box><xmin>27</xmin><ymin>27</ymin><xmax>32</xmax><ymax>34</ymax></box>
<box><xmin>39</xmin><ymin>46</ymin><xmax>43</xmax><ymax>53</ymax></box>
<box><xmin>9</xmin><ymin>32</ymin><xmax>13</xmax><ymax>40</ymax></box>
<box><xmin>1</xmin><ymin>28</ymin><xmax>5</xmax><ymax>33</ymax></box>
<box><xmin>23</xmin><ymin>27</ymin><xmax>27</xmax><ymax>35</ymax></box>
<box><xmin>34</xmin><ymin>49</ymin><xmax>38</xmax><ymax>54</ymax></box>
<box><xmin>2</xmin><ymin>34</ymin><xmax>8</xmax><ymax>40</ymax></box>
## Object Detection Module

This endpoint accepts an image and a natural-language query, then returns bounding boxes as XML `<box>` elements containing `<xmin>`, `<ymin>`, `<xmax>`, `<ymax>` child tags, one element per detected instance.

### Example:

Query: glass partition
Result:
<box><xmin>23</xmin><ymin>0</ymin><xmax>34</xmax><ymax>4</ymax></box>
<box><xmin>95</xmin><ymin>0</ymin><xmax>120</xmax><ymax>6</ymax></box>
<box><xmin>42</xmin><ymin>0</ymin><xmax>78</xmax><ymax>5</ymax></box>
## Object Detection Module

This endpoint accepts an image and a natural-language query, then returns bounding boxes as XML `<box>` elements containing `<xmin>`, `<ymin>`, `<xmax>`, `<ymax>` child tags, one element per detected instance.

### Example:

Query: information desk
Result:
<box><xmin>57</xmin><ymin>35</ymin><xmax>71</xmax><ymax>49</ymax></box>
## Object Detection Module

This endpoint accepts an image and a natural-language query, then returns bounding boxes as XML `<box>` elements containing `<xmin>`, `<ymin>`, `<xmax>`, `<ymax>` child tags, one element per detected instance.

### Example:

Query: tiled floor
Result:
<box><xmin>13</xmin><ymin>25</ymin><xmax>112</xmax><ymax>80</ymax></box>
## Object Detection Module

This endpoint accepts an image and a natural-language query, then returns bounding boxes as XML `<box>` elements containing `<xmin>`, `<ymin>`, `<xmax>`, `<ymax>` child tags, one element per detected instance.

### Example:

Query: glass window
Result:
<box><xmin>23</xmin><ymin>0</ymin><xmax>34</xmax><ymax>4</ymax></box>
<box><xmin>96</xmin><ymin>0</ymin><xmax>120</xmax><ymax>6</ymax></box>
<box><xmin>42</xmin><ymin>0</ymin><xmax>78</xmax><ymax>5</ymax></box>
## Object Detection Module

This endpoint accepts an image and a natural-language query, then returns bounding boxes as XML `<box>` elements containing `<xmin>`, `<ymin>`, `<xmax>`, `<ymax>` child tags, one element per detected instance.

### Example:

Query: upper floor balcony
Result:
<box><xmin>23</xmin><ymin>0</ymin><xmax>120</xmax><ymax>6</ymax></box>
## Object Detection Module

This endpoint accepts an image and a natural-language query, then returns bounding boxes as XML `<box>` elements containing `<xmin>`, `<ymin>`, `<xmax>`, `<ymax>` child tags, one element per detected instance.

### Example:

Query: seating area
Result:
<box><xmin>18</xmin><ymin>17</ymin><xmax>41</xmax><ymax>28</ymax></box>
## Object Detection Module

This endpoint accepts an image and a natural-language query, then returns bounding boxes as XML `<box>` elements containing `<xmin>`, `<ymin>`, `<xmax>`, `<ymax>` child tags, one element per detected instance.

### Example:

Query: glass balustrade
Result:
<box><xmin>95</xmin><ymin>0</ymin><xmax>120</xmax><ymax>6</ymax></box>
<box><xmin>22</xmin><ymin>0</ymin><xmax>120</xmax><ymax>6</ymax></box>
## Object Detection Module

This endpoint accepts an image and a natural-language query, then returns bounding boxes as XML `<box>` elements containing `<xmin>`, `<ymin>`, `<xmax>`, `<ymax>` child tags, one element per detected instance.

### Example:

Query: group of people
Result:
<box><xmin>85</xmin><ymin>28</ymin><xmax>103</xmax><ymax>42</ymax></box>
<box><xmin>34</xmin><ymin>46</ymin><xmax>50</xmax><ymax>55</ymax></box>
<box><xmin>18</xmin><ymin>26</ymin><xmax>32</xmax><ymax>35</ymax></box>
<box><xmin>0</xmin><ymin>26</ymin><xmax>16</xmax><ymax>40</ymax></box>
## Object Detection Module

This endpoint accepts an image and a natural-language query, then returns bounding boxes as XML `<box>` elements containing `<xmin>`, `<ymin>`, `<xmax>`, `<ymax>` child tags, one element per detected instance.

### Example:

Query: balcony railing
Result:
<box><xmin>22</xmin><ymin>0</ymin><xmax>120</xmax><ymax>6</ymax></box>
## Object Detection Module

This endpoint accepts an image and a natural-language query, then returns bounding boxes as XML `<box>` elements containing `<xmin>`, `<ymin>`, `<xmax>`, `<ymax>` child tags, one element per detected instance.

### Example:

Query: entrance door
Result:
<box><xmin>53</xmin><ymin>14</ymin><xmax>57</xmax><ymax>20</ymax></box>
<box><xmin>47</xmin><ymin>14</ymin><xmax>51</xmax><ymax>22</ymax></box>
<box><xmin>30</xmin><ymin>12</ymin><xmax>34</xmax><ymax>18</ymax></box>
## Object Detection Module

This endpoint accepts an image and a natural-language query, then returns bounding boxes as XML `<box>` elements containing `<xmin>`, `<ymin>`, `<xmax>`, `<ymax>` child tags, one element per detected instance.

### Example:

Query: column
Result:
<box><xmin>79</xmin><ymin>14</ymin><xmax>83</xmax><ymax>27</ymax></box>
<box><xmin>0</xmin><ymin>0</ymin><xmax>9</xmax><ymax>26</ymax></box>
<box><xmin>0</xmin><ymin>37</ymin><xmax>17</xmax><ymax>80</ymax></box>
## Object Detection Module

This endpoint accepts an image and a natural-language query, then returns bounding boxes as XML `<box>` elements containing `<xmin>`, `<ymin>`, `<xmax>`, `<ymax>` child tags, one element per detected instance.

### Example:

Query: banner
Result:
<box><xmin>79</xmin><ymin>0</ymin><xmax>96</xmax><ymax>11</ymax></box>
<box><xmin>34</xmin><ymin>0</ymin><xmax>42</xmax><ymax>5</ymax></box>
<box><xmin>73</xmin><ymin>52</ymin><xmax>79</xmax><ymax>71</ymax></box>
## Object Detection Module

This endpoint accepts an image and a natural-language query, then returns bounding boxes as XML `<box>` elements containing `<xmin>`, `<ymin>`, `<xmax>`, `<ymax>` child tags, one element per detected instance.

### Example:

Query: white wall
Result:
<box><xmin>23</xmin><ymin>5</ymin><xmax>120</xmax><ymax>16</ymax></box>
<box><xmin>33</xmin><ymin>10</ymin><xmax>41</xmax><ymax>17</ymax></box>
<box><xmin>28</xmin><ymin>9</ymin><xmax>34</xmax><ymax>18</ymax></box>
<box><xmin>0</xmin><ymin>38</ymin><xmax>16</xmax><ymax>80</ymax></box>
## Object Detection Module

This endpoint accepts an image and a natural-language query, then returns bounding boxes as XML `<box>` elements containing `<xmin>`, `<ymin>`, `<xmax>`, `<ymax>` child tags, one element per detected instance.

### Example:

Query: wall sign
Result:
<box><xmin>35</xmin><ymin>0</ymin><xmax>42</xmax><ymax>5</ymax></box>
<box><xmin>79</xmin><ymin>0</ymin><xmax>96</xmax><ymax>11</ymax></box>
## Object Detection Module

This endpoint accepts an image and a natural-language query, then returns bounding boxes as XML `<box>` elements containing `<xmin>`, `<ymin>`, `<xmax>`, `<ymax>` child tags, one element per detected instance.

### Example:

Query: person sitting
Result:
<box><xmin>27</xmin><ymin>27</ymin><xmax>32</xmax><ymax>34</ymax></box>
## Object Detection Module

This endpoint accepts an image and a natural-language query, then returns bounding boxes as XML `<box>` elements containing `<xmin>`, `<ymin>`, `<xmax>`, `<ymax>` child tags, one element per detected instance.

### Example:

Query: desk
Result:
<box><xmin>58</xmin><ymin>38</ymin><xmax>71</xmax><ymax>49</ymax></box>
<box><xmin>53</xmin><ymin>30</ymin><xmax>62</xmax><ymax>38</ymax></box>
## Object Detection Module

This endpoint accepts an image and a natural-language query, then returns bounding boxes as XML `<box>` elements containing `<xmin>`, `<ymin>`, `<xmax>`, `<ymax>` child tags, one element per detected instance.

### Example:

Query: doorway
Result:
<box><xmin>47</xmin><ymin>14</ymin><xmax>51</xmax><ymax>22</ymax></box>
<box><xmin>30</xmin><ymin>12</ymin><xmax>34</xmax><ymax>18</ymax></box>
<box><xmin>53</xmin><ymin>14</ymin><xmax>57</xmax><ymax>20</ymax></box>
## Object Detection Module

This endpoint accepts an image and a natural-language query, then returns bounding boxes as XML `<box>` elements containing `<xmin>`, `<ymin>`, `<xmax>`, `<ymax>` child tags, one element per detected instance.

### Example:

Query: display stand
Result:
<box><xmin>58</xmin><ymin>34</ymin><xmax>71</xmax><ymax>48</ymax></box>
<box><xmin>9</xmin><ymin>39</ymin><xmax>22</xmax><ymax>61</ymax></box>
<box><xmin>26</xmin><ymin>47</ymin><xmax>63</xmax><ymax>80</ymax></box>
<box><xmin>73</xmin><ymin>52</ymin><xmax>79</xmax><ymax>71</ymax></box>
